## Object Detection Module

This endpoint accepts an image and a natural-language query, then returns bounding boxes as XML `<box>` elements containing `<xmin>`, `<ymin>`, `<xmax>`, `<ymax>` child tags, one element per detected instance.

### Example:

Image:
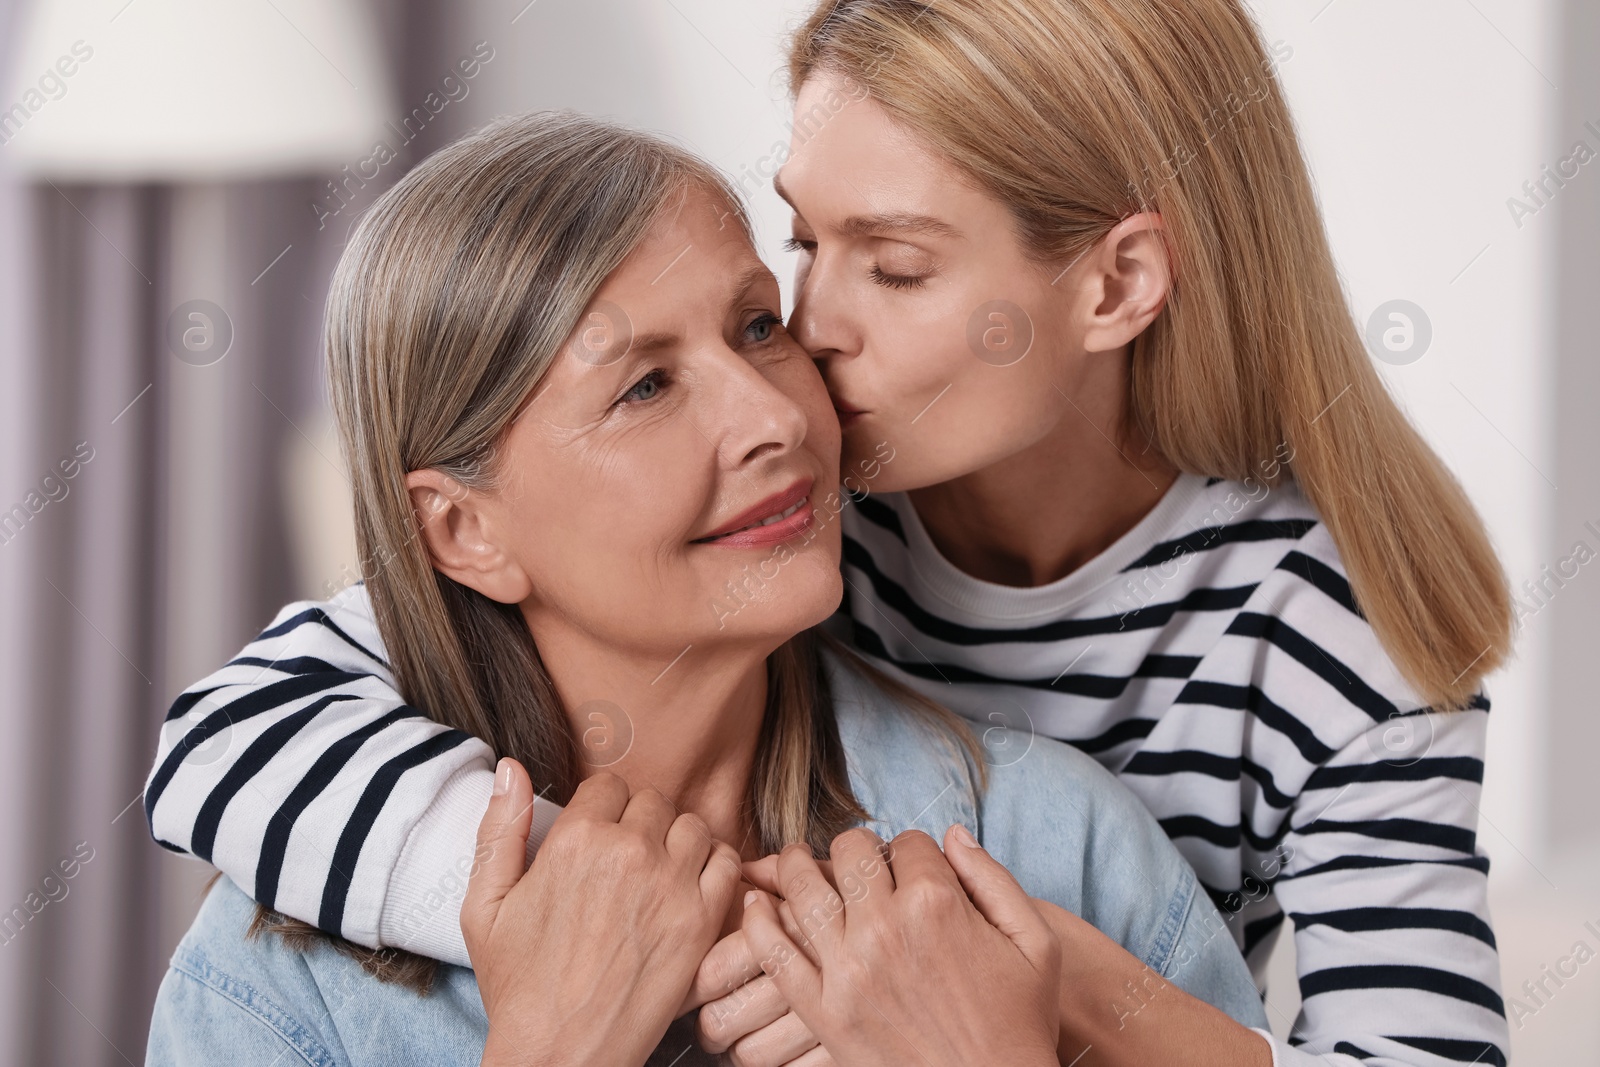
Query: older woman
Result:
<box><xmin>145</xmin><ymin>112</ymin><xmax>1263</xmax><ymax>1067</ymax></box>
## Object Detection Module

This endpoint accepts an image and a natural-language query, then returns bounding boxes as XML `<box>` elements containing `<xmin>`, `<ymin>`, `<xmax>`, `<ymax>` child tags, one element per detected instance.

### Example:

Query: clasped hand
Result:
<box><xmin>468</xmin><ymin>760</ymin><xmax>1060</xmax><ymax>1067</ymax></box>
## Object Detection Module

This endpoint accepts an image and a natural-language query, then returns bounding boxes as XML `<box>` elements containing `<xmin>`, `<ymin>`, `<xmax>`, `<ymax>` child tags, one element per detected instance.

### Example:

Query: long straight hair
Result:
<box><xmin>790</xmin><ymin>0</ymin><xmax>1512</xmax><ymax>708</ymax></box>
<box><xmin>327</xmin><ymin>110</ymin><xmax>875</xmax><ymax>858</ymax></box>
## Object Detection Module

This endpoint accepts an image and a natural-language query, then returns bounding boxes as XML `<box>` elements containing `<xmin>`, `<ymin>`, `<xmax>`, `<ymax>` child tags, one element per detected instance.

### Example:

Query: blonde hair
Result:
<box><xmin>791</xmin><ymin>0</ymin><xmax>1512</xmax><ymax>708</ymax></box>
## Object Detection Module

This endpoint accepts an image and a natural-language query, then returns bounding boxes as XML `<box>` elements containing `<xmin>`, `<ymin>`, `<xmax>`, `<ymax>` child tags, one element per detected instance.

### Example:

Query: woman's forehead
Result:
<box><xmin>600</xmin><ymin>191</ymin><xmax>770</xmax><ymax>302</ymax></box>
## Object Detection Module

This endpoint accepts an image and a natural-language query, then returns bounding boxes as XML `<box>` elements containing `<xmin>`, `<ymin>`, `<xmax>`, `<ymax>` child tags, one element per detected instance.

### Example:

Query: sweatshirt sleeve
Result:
<box><xmin>1258</xmin><ymin>706</ymin><xmax>1509</xmax><ymax>1067</ymax></box>
<box><xmin>143</xmin><ymin>583</ymin><xmax>559</xmax><ymax>966</ymax></box>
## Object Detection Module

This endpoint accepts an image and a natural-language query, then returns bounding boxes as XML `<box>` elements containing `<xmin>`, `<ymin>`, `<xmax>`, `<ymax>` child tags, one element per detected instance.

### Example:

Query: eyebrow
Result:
<box><xmin>773</xmin><ymin>171</ymin><xmax>961</xmax><ymax>241</ymax></box>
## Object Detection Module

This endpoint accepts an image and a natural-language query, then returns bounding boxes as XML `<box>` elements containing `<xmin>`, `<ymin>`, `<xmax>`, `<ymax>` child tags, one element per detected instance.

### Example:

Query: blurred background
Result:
<box><xmin>0</xmin><ymin>0</ymin><xmax>1594</xmax><ymax>1062</ymax></box>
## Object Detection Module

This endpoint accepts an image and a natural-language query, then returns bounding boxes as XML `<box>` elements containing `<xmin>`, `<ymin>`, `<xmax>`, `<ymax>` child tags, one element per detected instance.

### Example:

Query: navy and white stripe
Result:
<box><xmin>836</xmin><ymin>475</ymin><xmax>1506</xmax><ymax>1067</ymax></box>
<box><xmin>145</xmin><ymin>588</ymin><xmax>491</xmax><ymax>952</ymax></box>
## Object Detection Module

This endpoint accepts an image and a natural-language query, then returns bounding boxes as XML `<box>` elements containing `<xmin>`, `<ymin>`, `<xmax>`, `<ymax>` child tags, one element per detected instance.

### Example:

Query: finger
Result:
<box><xmin>700</xmin><ymin>840</ymin><xmax>744</xmax><ymax>913</ymax></box>
<box><xmin>665</xmin><ymin>811</ymin><xmax>714</xmax><ymax>869</ymax></box>
<box><xmin>880</xmin><ymin>828</ymin><xmax>966</xmax><ymax>898</ymax></box>
<box><xmin>775</xmin><ymin>897</ymin><xmax>823</xmax><ymax>969</ymax></box>
<box><xmin>785</xmin><ymin>1046</ymin><xmax>835</xmax><ymax>1067</ymax></box>
<box><xmin>943</xmin><ymin>823</ymin><xmax>1057</xmax><ymax>970</ymax></box>
<box><xmin>462</xmin><ymin>758</ymin><xmax>533</xmax><ymax>940</ymax></box>
<box><xmin>561</xmin><ymin>770</ymin><xmax>630</xmax><ymax>823</ymax></box>
<box><xmin>695</xmin><ymin>974</ymin><xmax>789</xmax><ymax>1054</ymax></box>
<box><xmin>825</xmin><ymin>827</ymin><xmax>895</xmax><ymax>918</ymax></box>
<box><xmin>774</xmin><ymin>844</ymin><xmax>848</xmax><ymax>962</ymax></box>
<box><xmin>741</xmin><ymin>891</ymin><xmax>824</xmax><ymax>1021</ymax></box>
<box><xmin>744</xmin><ymin>855</ymin><xmax>836</xmax><ymax>896</ymax></box>
<box><xmin>726</xmin><ymin>1010</ymin><xmax>820</xmax><ymax>1067</ymax></box>
<box><xmin>620</xmin><ymin>785</ymin><xmax>679</xmax><ymax>843</ymax></box>
<box><xmin>743</xmin><ymin>855</ymin><xmax>781</xmax><ymax>894</ymax></box>
<box><xmin>683</xmin><ymin>929</ymin><xmax>761</xmax><ymax>1013</ymax></box>
<box><xmin>737</xmin><ymin>869</ymin><xmax>826</xmax><ymax>968</ymax></box>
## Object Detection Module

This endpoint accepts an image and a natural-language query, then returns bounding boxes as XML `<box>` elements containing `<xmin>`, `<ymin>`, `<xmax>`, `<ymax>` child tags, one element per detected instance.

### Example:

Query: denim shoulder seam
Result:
<box><xmin>169</xmin><ymin>945</ymin><xmax>341</xmax><ymax>1067</ymax></box>
<box><xmin>1144</xmin><ymin>864</ymin><xmax>1197</xmax><ymax>977</ymax></box>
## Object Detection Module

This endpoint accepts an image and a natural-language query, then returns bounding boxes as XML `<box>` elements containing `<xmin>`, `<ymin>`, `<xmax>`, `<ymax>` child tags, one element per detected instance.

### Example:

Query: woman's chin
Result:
<box><xmin>702</xmin><ymin>562</ymin><xmax>844</xmax><ymax>645</ymax></box>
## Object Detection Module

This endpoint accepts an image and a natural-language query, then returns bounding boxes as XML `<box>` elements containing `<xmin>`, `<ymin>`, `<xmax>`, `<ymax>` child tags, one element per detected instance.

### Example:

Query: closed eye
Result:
<box><xmin>869</xmin><ymin>265</ymin><xmax>926</xmax><ymax>290</ymax></box>
<box><xmin>784</xmin><ymin>236</ymin><xmax>925</xmax><ymax>290</ymax></box>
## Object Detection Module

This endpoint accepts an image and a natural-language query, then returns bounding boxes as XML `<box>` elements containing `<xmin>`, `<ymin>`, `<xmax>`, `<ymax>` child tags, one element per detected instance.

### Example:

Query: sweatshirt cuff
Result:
<box><xmin>376</xmin><ymin>763</ymin><xmax>562</xmax><ymax>967</ymax></box>
<box><xmin>1256</xmin><ymin>1029</ymin><xmax>1368</xmax><ymax>1067</ymax></box>
<box><xmin>1249</xmin><ymin>1028</ymin><xmax>1279</xmax><ymax>1067</ymax></box>
<box><xmin>377</xmin><ymin>764</ymin><xmax>487</xmax><ymax>966</ymax></box>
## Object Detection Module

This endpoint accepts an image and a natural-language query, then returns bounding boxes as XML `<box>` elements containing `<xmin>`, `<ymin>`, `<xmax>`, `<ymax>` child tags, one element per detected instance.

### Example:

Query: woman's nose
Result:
<box><xmin>789</xmin><ymin>256</ymin><xmax>851</xmax><ymax>360</ymax></box>
<box><xmin>705</xmin><ymin>351</ymin><xmax>810</xmax><ymax>470</ymax></box>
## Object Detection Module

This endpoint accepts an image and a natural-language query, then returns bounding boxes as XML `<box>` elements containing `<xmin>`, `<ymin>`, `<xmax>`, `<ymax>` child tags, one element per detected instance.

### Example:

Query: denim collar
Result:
<box><xmin>823</xmin><ymin>649</ymin><xmax>980</xmax><ymax>846</ymax></box>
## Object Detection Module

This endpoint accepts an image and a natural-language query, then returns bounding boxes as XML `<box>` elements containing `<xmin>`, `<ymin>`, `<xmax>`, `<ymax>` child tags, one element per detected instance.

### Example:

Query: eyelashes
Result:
<box><xmin>868</xmin><ymin>266</ymin><xmax>926</xmax><ymax>290</ymax></box>
<box><xmin>784</xmin><ymin>237</ymin><xmax>929</xmax><ymax>290</ymax></box>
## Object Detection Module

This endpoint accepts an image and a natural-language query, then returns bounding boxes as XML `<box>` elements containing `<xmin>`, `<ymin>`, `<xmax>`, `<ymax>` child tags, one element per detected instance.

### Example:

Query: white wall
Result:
<box><xmin>447</xmin><ymin>0</ymin><xmax>816</xmax><ymax>294</ymax></box>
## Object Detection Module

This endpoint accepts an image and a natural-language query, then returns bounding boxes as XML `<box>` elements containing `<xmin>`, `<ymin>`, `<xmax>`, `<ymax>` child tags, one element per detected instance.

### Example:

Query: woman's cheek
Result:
<box><xmin>777</xmin><ymin>351</ymin><xmax>840</xmax><ymax>444</ymax></box>
<box><xmin>892</xmin><ymin>306</ymin><xmax>973</xmax><ymax>398</ymax></box>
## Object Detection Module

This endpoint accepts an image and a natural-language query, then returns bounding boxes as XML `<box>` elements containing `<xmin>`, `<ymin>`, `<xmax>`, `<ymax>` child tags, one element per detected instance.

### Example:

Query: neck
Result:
<box><xmin>526</xmin><ymin>622</ymin><xmax>770</xmax><ymax>860</ymax></box>
<box><xmin>908</xmin><ymin>348</ymin><xmax>1179</xmax><ymax>587</ymax></box>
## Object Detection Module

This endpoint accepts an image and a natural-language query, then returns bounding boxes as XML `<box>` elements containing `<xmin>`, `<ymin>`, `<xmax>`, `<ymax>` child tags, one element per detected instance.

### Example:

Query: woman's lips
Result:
<box><xmin>831</xmin><ymin>396</ymin><xmax>867</xmax><ymax>429</ymax></box>
<box><xmin>701</xmin><ymin>497</ymin><xmax>815</xmax><ymax>548</ymax></box>
<box><xmin>695</xmin><ymin>477</ymin><xmax>816</xmax><ymax>548</ymax></box>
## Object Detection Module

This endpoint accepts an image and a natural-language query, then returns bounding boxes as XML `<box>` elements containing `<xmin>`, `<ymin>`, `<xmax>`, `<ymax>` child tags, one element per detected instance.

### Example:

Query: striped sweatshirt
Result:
<box><xmin>145</xmin><ymin>473</ymin><xmax>1509</xmax><ymax>1067</ymax></box>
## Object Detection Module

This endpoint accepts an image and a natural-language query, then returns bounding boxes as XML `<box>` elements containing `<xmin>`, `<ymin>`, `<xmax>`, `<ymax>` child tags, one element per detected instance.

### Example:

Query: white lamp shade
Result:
<box><xmin>2</xmin><ymin>0</ymin><xmax>395</xmax><ymax>180</ymax></box>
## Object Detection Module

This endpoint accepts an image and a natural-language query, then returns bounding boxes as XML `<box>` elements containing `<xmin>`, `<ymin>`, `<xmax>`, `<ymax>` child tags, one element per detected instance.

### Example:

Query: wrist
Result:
<box><xmin>1034</xmin><ymin>899</ymin><xmax>1268</xmax><ymax>1067</ymax></box>
<box><xmin>479</xmin><ymin>1031</ymin><xmax>528</xmax><ymax>1067</ymax></box>
<box><xmin>1056</xmin><ymin>971</ymin><xmax>1268</xmax><ymax>1067</ymax></box>
<box><xmin>478</xmin><ymin>1029</ymin><xmax>568</xmax><ymax>1067</ymax></box>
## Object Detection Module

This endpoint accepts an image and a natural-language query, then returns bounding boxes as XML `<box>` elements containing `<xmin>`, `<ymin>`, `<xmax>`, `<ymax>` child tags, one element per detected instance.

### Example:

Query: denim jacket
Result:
<box><xmin>147</xmin><ymin>650</ymin><xmax>1267</xmax><ymax>1065</ymax></box>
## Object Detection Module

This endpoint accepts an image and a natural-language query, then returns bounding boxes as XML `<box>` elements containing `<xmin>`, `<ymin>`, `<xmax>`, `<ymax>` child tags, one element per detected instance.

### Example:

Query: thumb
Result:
<box><xmin>742</xmin><ymin>855</ymin><xmax>782</xmax><ymax>895</ymax></box>
<box><xmin>462</xmin><ymin>758</ymin><xmax>534</xmax><ymax>944</ymax></box>
<box><xmin>942</xmin><ymin>823</ymin><xmax>1057</xmax><ymax>971</ymax></box>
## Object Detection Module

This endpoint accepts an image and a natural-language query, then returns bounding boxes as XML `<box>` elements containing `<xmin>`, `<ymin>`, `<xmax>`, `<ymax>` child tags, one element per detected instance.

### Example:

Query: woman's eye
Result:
<box><xmin>783</xmin><ymin>236</ymin><xmax>815</xmax><ymax>254</ymax></box>
<box><xmin>619</xmin><ymin>369</ymin><xmax>668</xmax><ymax>404</ymax></box>
<box><xmin>869</xmin><ymin>265</ymin><xmax>927</xmax><ymax>291</ymax></box>
<box><xmin>744</xmin><ymin>313</ymin><xmax>782</xmax><ymax>344</ymax></box>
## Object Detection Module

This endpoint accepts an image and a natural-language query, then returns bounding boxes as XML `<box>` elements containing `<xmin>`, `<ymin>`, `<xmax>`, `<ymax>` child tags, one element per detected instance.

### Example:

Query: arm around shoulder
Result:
<box><xmin>143</xmin><ymin>589</ymin><xmax>513</xmax><ymax>962</ymax></box>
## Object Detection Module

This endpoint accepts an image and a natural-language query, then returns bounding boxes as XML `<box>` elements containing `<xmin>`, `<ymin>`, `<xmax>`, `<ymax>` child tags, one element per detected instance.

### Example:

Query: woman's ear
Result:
<box><xmin>405</xmin><ymin>469</ymin><xmax>534</xmax><ymax>605</ymax></box>
<box><xmin>1074</xmin><ymin>212</ymin><xmax>1174</xmax><ymax>354</ymax></box>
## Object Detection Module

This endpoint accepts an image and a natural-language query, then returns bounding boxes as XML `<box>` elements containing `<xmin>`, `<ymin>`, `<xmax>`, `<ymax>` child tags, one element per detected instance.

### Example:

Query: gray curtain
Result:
<box><xmin>0</xmin><ymin>1</ymin><xmax>461</xmax><ymax>1062</ymax></box>
<box><xmin>0</xmin><ymin>173</ymin><xmax>299</xmax><ymax>1067</ymax></box>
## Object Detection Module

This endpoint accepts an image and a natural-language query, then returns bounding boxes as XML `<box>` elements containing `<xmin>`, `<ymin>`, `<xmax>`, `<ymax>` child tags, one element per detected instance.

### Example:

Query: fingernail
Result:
<box><xmin>744</xmin><ymin>890</ymin><xmax>758</xmax><ymax>908</ymax></box>
<box><xmin>493</xmin><ymin>758</ymin><xmax>512</xmax><ymax>796</ymax></box>
<box><xmin>950</xmin><ymin>823</ymin><xmax>980</xmax><ymax>848</ymax></box>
